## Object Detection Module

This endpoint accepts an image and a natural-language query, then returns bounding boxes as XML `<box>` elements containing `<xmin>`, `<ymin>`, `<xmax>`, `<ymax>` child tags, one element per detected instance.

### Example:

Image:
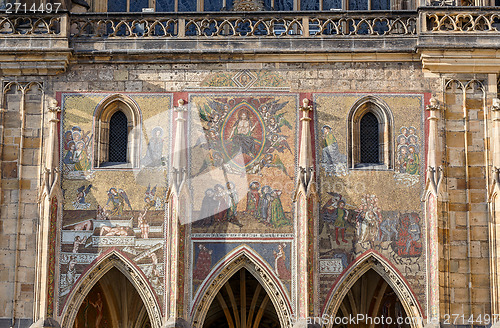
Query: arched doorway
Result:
<box><xmin>334</xmin><ymin>269</ymin><xmax>409</xmax><ymax>328</ymax></box>
<box><xmin>203</xmin><ymin>268</ymin><xmax>280</xmax><ymax>328</ymax></box>
<box><xmin>73</xmin><ymin>267</ymin><xmax>152</xmax><ymax>328</ymax></box>
<box><xmin>322</xmin><ymin>252</ymin><xmax>423</xmax><ymax>328</ymax></box>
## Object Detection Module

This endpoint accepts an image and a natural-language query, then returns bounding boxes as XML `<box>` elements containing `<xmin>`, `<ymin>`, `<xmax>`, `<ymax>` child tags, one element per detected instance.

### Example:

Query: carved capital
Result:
<box><xmin>174</xmin><ymin>99</ymin><xmax>188</xmax><ymax>112</ymax></box>
<box><xmin>299</xmin><ymin>98</ymin><xmax>313</xmax><ymax>112</ymax></box>
<box><xmin>426</xmin><ymin>97</ymin><xmax>440</xmax><ymax>112</ymax></box>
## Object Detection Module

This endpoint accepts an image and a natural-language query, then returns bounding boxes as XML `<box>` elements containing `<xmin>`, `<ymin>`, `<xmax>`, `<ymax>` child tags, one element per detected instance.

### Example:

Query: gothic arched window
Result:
<box><xmin>108</xmin><ymin>111</ymin><xmax>128</xmax><ymax>163</ymax></box>
<box><xmin>359</xmin><ymin>112</ymin><xmax>380</xmax><ymax>164</ymax></box>
<box><xmin>94</xmin><ymin>94</ymin><xmax>141</xmax><ymax>168</ymax></box>
<box><xmin>348</xmin><ymin>96</ymin><xmax>393</xmax><ymax>170</ymax></box>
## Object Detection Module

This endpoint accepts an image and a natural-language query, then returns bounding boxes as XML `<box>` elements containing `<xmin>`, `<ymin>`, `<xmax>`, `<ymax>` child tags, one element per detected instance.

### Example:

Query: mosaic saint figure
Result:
<box><xmin>246</xmin><ymin>181</ymin><xmax>261</xmax><ymax>216</ymax></box>
<box><xmin>273</xmin><ymin>244</ymin><xmax>291</xmax><ymax>280</ymax></box>
<box><xmin>258</xmin><ymin>186</ymin><xmax>272</xmax><ymax>224</ymax></box>
<box><xmin>269</xmin><ymin>190</ymin><xmax>289</xmax><ymax>228</ymax></box>
<box><xmin>193</xmin><ymin>244</ymin><xmax>213</xmax><ymax>281</ymax></box>
<box><xmin>142</xmin><ymin>127</ymin><xmax>164</xmax><ymax>167</ymax></box>
<box><xmin>397</xmin><ymin>146</ymin><xmax>409</xmax><ymax>173</ymax></box>
<box><xmin>322</xmin><ymin>195</ymin><xmax>349</xmax><ymax>246</ymax></box>
<box><xmin>64</xmin><ymin>130</ymin><xmax>73</xmax><ymax>150</ymax></box>
<box><xmin>406</xmin><ymin>145</ymin><xmax>419</xmax><ymax>175</ymax></box>
<box><xmin>73</xmin><ymin>141</ymin><xmax>91</xmax><ymax>171</ymax></box>
<box><xmin>199</xmin><ymin>188</ymin><xmax>217</xmax><ymax>225</ymax></box>
<box><xmin>63</xmin><ymin>141</ymin><xmax>76</xmax><ymax>164</ymax></box>
<box><xmin>228</xmin><ymin>109</ymin><xmax>257</xmax><ymax>156</ymax></box>
<box><xmin>320</xmin><ymin>125</ymin><xmax>347</xmax><ymax>176</ymax></box>
<box><xmin>333</xmin><ymin>200</ymin><xmax>349</xmax><ymax>245</ymax></box>
<box><xmin>396</xmin><ymin>134</ymin><xmax>407</xmax><ymax>148</ymax></box>
<box><xmin>213</xmin><ymin>184</ymin><xmax>229</xmax><ymax>223</ymax></box>
<box><xmin>226</xmin><ymin>182</ymin><xmax>239</xmax><ymax>221</ymax></box>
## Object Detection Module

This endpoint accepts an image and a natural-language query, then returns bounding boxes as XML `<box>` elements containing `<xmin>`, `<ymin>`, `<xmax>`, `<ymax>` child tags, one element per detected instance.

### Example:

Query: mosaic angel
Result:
<box><xmin>105</xmin><ymin>187</ymin><xmax>132</xmax><ymax>216</ymax></box>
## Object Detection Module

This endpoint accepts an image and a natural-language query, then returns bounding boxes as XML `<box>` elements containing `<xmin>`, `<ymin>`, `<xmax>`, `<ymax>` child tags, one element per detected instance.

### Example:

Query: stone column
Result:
<box><xmin>164</xmin><ymin>99</ymin><xmax>188</xmax><ymax>327</ymax></box>
<box><xmin>32</xmin><ymin>97</ymin><xmax>61</xmax><ymax>328</ymax></box>
<box><xmin>294</xmin><ymin>98</ymin><xmax>318</xmax><ymax>326</ymax></box>
<box><xmin>424</xmin><ymin>96</ymin><xmax>442</xmax><ymax>327</ymax></box>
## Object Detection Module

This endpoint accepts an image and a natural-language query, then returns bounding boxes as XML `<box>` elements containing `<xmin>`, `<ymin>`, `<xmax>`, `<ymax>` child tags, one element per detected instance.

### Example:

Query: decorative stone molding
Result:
<box><xmin>60</xmin><ymin>251</ymin><xmax>163</xmax><ymax>328</ymax></box>
<box><xmin>424</xmin><ymin>11</ymin><xmax>500</xmax><ymax>32</ymax></box>
<box><xmin>322</xmin><ymin>252</ymin><xmax>423</xmax><ymax>328</ymax></box>
<box><xmin>69</xmin><ymin>12</ymin><xmax>416</xmax><ymax>38</ymax></box>
<box><xmin>233</xmin><ymin>0</ymin><xmax>264</xmax><ymax>11</ymax></box>
<box><xmin>191</xmin><ymin>247</ymin><xmax>293</xmax><ymax>328</ymax></box>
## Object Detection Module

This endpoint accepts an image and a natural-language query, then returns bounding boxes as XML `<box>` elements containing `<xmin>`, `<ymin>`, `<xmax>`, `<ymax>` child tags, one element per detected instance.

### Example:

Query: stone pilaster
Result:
<box><xmin>32</xmin><ymin>97</ymin><xmax>61</xmax><ymax>327</ymax></box>
<box><xmin>424</xmin><ymin>96</ymin><xmax>442</xmax><ymax>327</ymax></box>
<box><xmin>165</xmin><ymin>99</ymin><xmax>188</xmax><ymax>326</ymax></box>
<box><xmin>294</xmin><ymin>98</ymin><xmax>318</xmax><ymax>325</ymax></box>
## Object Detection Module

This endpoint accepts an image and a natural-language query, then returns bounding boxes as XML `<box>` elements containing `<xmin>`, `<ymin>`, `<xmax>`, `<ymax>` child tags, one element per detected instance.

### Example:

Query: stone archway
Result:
<box><xmin>204</xmin><ymin>268</ymin><xmax>280</xmax><ymax>328</ymax></box>
<box><xmin>322</xmin><ymin>251</ymin><xmax>423</xmax><ymax>328</ymax></box>
<box><xmin>60</xmin><ymin>250</ymin><xmax>162</xmax><ymax>328</ymax></box>
<box><xmin>73</xmin><ymin>267</ymin><xmax>152</xmax><ymax>328</ymax></box>
<box><xmin>191</xmin><ymin>246</ymin><xmax>293</xmax><ymax>328</ymax></box>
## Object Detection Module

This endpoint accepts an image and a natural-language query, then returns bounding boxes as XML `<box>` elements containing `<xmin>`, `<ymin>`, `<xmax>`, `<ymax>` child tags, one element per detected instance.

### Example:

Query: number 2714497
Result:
<box><xmin>5</xmin><ymin>2</ymin><xmax>62</xmax><ymax>14</ymax></box>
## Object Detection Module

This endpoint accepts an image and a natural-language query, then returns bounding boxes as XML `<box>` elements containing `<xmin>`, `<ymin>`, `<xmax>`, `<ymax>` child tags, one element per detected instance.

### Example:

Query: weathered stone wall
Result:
<box><xmin>0</xmin><ymin>84</ymin><xmax>44</xmax><ymax>326</ymax></box>
<box><xmin>440</xmin><ymin>79</ymin><xmax>492</xmax><ymax>319</ymax></box>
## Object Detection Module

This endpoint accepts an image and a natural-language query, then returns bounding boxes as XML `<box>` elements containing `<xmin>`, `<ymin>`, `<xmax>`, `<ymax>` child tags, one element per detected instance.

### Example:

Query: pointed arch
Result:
<box><xmin>191</xmin><ymin>245</ymin><xmax>293</xmax><ymax>328</ymax></box>
<box><xmin>347</xmin><ymin>95</ymin><xmax>394</xmax><ymax>169</ymax></box>
<box><xmin>322</xmin><ymin>250</ymin><xmax>423</xmax><ymax>328</ymax></box>
<box><xmin>93</xmin><ymin>94</ymin><xmax>142</xmax><ymax>168</ymax></box>
<box><xmin>60</xmin><ymin>249</ymin><xmax>162</xmax><ymax>328</ymax></box>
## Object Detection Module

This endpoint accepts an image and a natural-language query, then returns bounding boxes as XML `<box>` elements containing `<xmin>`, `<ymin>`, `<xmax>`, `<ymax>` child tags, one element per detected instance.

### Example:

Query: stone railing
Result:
<box><xmin>421</xmin><ymin>7</ymin><xmax>500</xmax><ymax>32</ymax></box>
<box><xmin>0</xmin><ymin>14</ymin><xmax>65</xmax><ymax>35</ymax></box>
<box><xmin>69</xmin><ymin>11</ymin><xmax>417</xmax><ymax>38</ymax></box>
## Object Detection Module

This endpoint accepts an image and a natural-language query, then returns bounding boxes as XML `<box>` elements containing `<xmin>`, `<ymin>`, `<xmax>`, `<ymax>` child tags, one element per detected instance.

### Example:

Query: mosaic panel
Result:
<box><xmin>188</xmin><ymin>94</ymin><xmax>297</xmax><ymax>234</ymax></box>
<box><xmin>58</xmin><ymin>93</ymin><xmax>172</xmax><ymax>313</ymax></box>
<box><xmin>189</xmin><ymin>237</ymin><xmax>294</xmax><ymax>308</ymax></box>
<box><xmin>314</xmin><ymin>93</ymin><xmax>426</xmax><ymax>307</ymax></box>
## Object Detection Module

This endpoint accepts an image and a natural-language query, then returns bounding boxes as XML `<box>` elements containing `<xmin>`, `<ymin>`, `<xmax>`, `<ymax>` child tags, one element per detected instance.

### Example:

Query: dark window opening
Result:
<box><xmin>360</xmin><ymin>112</ymin><xmax>379</xmax><ymax>164</ymax></box>
<box><xmin>108</xmin><ymin>111</ymin><xmax>128</xmax><ymax>163</ymax></box>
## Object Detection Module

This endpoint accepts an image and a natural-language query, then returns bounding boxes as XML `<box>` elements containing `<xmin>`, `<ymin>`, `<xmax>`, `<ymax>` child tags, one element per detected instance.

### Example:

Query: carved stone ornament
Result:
<box><xmin>233</xmin><ymin>0</ymin><xmax>264</xmax><ymax>11</ymax></box>
<box><xmin>426</xmin><ymin>97</ymin><xmax>440</xmax><ymax>111</ymax></box>
<box><xmin>300</xmin><ymin>98</ymin><xmax>313</xmax><ymax>112</ymax></box>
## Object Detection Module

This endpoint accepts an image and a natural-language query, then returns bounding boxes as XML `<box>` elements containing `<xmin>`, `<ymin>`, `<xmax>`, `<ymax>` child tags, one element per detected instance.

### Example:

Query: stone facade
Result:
<box><xmin>0</xmin><ymin>5</ymin><xmax>499</xmax><ymax>328</ymax></box>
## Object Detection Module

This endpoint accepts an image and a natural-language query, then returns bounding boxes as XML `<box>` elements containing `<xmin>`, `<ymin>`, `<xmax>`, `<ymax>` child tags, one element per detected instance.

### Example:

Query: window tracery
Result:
<box><xmin>94</xmin><ymin>94</ymin><xmax>141</xmax><ymax>168</ymax></box>
<box><xmin>348</xmin><ymin>96</ymin><xmax>393</xmax><ymax>169</ymax></box>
